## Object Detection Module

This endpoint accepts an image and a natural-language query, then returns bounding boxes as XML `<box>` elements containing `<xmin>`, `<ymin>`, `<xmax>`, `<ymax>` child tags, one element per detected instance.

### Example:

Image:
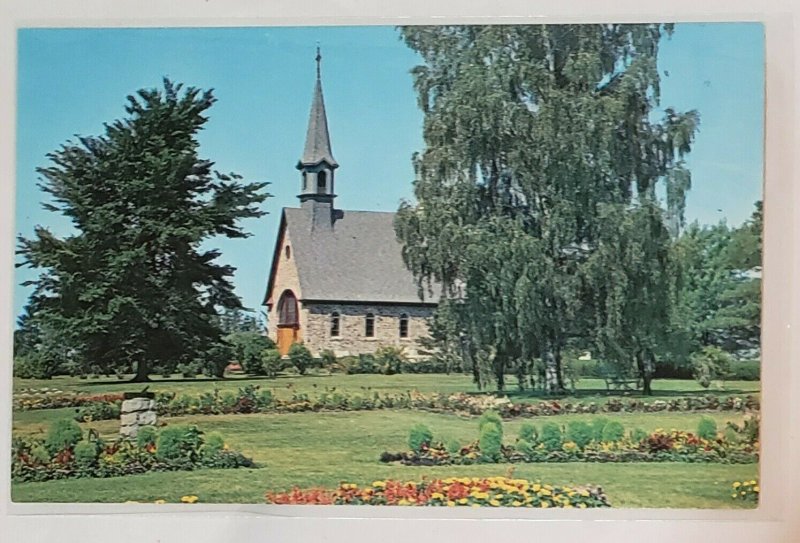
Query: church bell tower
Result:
<box><xmin>297</xmin><ymin>47</ymin><xmax>338</xmax><ymax>229</ymax></box>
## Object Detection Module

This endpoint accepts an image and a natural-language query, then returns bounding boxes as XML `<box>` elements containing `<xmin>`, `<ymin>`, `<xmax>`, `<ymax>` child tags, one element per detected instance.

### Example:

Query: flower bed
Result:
<box><xmin>14</xmin><ymin>388</ymin><xmax>125</xmax><ymax>411</ymax></box>
<box><xmin>15</xmin><ymin>385</ymin><xmax>761</xmax><ymax>422</ymax></box>
<box><xmin>381</xmin><ymin>416</ymin><xmax>759</xmax><ymax>466</ymax></box>
<box><xmin>731</xmin><ymin>480</ymin><xmax>759</xmax><ymax>502</ymax></box>
<box><xmin>11</xmin><ymin>420</ymin><xmax>256</xmax><ymax>483</ymax></box>
<box><xmin>265</xmin><ymin>477</ymin><xmax>611</xmax><ymax>508</ymax></box>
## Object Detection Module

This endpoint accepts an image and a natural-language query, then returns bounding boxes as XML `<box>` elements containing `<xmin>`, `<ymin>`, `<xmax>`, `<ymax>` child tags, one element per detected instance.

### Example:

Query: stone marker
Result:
<box><xmin>120</xmin><ymin>391</ymin><xmax>157</xmax><ymax>439</ymax></box>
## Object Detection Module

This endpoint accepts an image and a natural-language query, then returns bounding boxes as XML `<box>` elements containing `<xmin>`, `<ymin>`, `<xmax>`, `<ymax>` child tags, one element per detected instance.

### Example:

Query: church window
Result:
<box><xmin>365</xmin><ymin>313</ymin><xmax>375</xmax><ymax>337</ymax></box>
<box><xmin>277</xmin><ymin>290</ymin><xmax>299</xmax><ymax>327</ymax></box>
<box><xmin>285</xmin><ymin>245</ymin><xmax>291</xmax><ymax>259</ymax></box>
<box><xmin>330</xmin><ymin>312</ymin><xmax>340</xmax><ymax>337</ymax></box>
<box><xmin>317</xmin><ymin>170</ymin><xmax>327</xmax><ymax>194</ymax></box>
<box><xmin>399</xmin><ymin>314</ymin><xmax>409</xmax><ymax>338</ymax></box>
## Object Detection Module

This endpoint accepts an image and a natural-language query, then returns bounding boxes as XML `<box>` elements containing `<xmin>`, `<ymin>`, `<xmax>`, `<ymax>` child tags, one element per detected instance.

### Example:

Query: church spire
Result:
<box><xmin>297</xmin><ymin>46</ymin><xmax>338</xmax><ymax>229</ymax></box>
<box><xmin>298</xmin><ymin>45</ymin><xmax>338</xmax><ymax>170</ymax></box>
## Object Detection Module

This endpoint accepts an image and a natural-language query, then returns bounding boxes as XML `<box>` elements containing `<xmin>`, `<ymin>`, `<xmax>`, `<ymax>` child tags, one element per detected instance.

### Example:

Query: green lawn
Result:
<box><xmin>13</xmin><ymin>372</ymin><xmax>761</xmax><ymax>404</ymax></box>
<box><xmin>11</xmin><ymin>408</ymin><xmax>758</xmax><ymax>508</ymax></box>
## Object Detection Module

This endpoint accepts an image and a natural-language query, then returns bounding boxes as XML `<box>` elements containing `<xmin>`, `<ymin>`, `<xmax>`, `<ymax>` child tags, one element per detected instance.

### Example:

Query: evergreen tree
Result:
<box><xmin>17</xmin><ymin>79</ymin><xmax>269</xmax><ymax>381</ymax></box>
<box><xmin>395</xmin><ymin>24</ymin><xmax>698</xmax><ymax>393</ymax></box>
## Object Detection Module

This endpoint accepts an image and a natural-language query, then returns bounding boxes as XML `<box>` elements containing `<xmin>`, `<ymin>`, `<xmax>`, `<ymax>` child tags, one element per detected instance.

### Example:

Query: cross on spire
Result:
<box><xmin>315</xmin><ymin>44</ymin><xmax>321</xmax><ymax>80</ymax></box>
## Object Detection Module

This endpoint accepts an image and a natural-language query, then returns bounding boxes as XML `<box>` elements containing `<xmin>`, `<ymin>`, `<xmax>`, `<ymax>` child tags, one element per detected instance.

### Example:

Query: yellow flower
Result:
<box><xmin>154</xmin><ymin>499</ymin><xmax>166</xmax><ymax>504</ymax></box>
<box><xmin>372</xmin><ymin>481</ymin><xmax>386</xmax><ymax>488</ymax></box>
<box><xmin>458</xmin><ymin>498</ymin><xmax>468</xmax><ymax>505</ymax></box>
<box><xmin>398</xmin><ymin>499</ymin><xmax>410</xmax><ymax>506</ymax></box>
<box><xmin>447</xmin><ymin>500</ymin><xmax>456</xmax><ymax>507</ymax></box>
<box><xmin>540</xmin><ymin>501</ymin><xmax>550</xmax><ymax>508</ymax></box>
<box><xmin>431</xmin><ymin>492</ymin><xmax>444</xmax><ymax>500</ymax></box>
<box><xmin>532</xmin><ymin>483</ymin><xmax>541</xmax><ymax>492</ymax></box>
<box><xmin>733</xmin><ymin>482</ymin><xmax>741</xmax><ymax>488</ymax></box>
<box><xmin>749</xmin><ymin>480</ymin><xmax>757</xmax><ymax>486</ymax></box>
<box><xmin>578</xmin><ymin>503</ymin><xmax>587</xmax><ymax>509</ymax></box>
<box><xmin>732</xmin><ymin>493</ymin><xmax>738</xmax><ymax>498</ymax></box>
<box><xmin>489</xmin><ymin>499</ymin><xmax>501</xmax><ymax>507</ymax></box>
<box><xmin>754</xmin><ymin>486</ymin><xmax>760</xmax><ymax>493</ymax></box>
<box><xmin>180</xmin><ymin>495</ymin><xmax>199</xmax><ymax>504</ymax></box>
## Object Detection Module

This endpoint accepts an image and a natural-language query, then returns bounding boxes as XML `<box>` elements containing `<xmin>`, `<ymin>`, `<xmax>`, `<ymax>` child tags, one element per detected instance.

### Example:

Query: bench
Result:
<box><xmin>604</xmin><ymin>376</ymin><xmax>642</xmax><ymax>391</ymax></box>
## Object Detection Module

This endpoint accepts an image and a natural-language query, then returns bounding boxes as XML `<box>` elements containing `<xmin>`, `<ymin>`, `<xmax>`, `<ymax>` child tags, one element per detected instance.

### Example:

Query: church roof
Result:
<box><xmin>298</xmin><ymin>64</ymin><xmax>338</xmax><ymax>168</ymax></box>
<box><xmin>266</xmin><ymin>207</ymin><xmax>439</xmax><ymax>306</ymax></box>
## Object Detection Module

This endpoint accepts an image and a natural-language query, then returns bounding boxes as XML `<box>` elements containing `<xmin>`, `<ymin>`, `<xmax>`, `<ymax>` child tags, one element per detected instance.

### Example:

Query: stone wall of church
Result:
<box><xmin>300</xmin><ymin>303</ymin><xmax>434</xmax><ymax>359</ymax></box>
<box><xmin>266</xmin><ymin>228</ymin><xmax>306</xmax><ymax>342</ymax></box>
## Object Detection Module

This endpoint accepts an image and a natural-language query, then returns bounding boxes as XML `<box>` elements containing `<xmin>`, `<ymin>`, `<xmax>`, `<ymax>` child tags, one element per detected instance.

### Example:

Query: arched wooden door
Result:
<box><xmin>276</xmin><ymin>290</ymin><xmax>300</xmax><ymax>356</ymax></box>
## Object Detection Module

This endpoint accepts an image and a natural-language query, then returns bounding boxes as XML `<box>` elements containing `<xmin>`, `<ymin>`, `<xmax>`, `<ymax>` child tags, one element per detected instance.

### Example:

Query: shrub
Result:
<box><xmin>156</xmin><ymin>425</ymin><xmax>204</xmax><ymax>463</ymax></box>
<box><xmin>631</xmin><ymin>427</ymin><xmax>648</xmax><ymax>443</ymax></box>
<box><xmin>261</xmin><ymin>348</ymin><xmax>282</xmax><ymax>378</ymax></box>
<box><xmin>591</xmin><ymin>417</ymin><xmax>609</xmax><ymax>441</ymax></box>
<box><xmin>446</xmin><ymin>439</ymin><xmax>461</xmax><ymax>455</ymax></box>
<box><xmin>478</xmin><ymin>411</ymin><xmax>504</xmax><ymax>439</ymax></box>
<box><xmin>692</xmin><ymin>346</ymin><xmax>733</xmax><ymax>388</ymax></box>
<box><xmin>319</xmin><ymin>349</ymin><xmax>337</xmax><ymax>369</ymax></box>
<box><xmin>601</xmin><ymin>421</ymin><xmax>626</xmax><ymax>443</ymax></box>
<box><xmin>45</xmin><ymin>418</ymin><xmax>83</xmax><ymax>454</ymax></box>
<box><xmin>541</xmin><ymin>422</ymin><xmax>563</xmax><ymax>452</ymax></box>
<box><xmin>74</xmin><ymin>441</ymin><xmax>98</xmax><ymax>468</ymax></box>
<box><xmin>257</xmin><ymin>389</ymin><xmax>274</xmax><ymax>408</ymax></box>
<box><xmin>566</xmin><ymin>421</ymin><xmax>594</xmax><ymax>450</ymax></box>
<box><xmin>408</xmin><ymin>424</ymin><xmax>433</xmax><ymax>453</ymax></box>
<box><xmin>515</xmin><ymin>439</ymin><xmax>534</xmax><ymax>456</ymax></box>
<box><xmin>698</xmin><ymin>417</ymin><xmax>718</xmax><ymax>440</ymax></box>
<box><xmin>203</xmin><ymin>432</ymin><xmax>226</xmax><ymax>457</ymax></box>
<box><xmin>729</xmin><ymin>359</ymin><xmax>760</xmax><ymax>381</ymax></box>
<box><xmin>30</xmin><ymin>445</ymin><xmax>50</xmax><ymax>465</ymax></box>
<box><xmin>518</xmin><ymin>422</ymin><xmax>538</xmax><ymax>444</ymax></box>
<box><xmin>13</xmin><ymin>352</ymin><xmax>62</xmax><ymax>380</ymax></box>
<box><xmin>136</xmin><ymin>426</ymin><xmax>158</xmax><ymax>449</ymax></box>
<box><xmin>227</xmin><ymin>332</ymin><xmax>275</xmax><ymax>375</ymax></box>
<box><xmin>479</xmin><ymin>422</ymin><xmax>503</xmax><ymax>461</ymax></box>
<box><xmin>374</xmin><ymin>345</ymin><xmax>408</xmax><ymax>375</ymax></box>
<box><xmin>75</xmin><ymin>400</ymin><xmax>121</xmax><ymax>422</ymax></box>
<box><xmin>288</xmin><ymin>343</ymin><xmax>313</xmax><ymax>375</ymax></box>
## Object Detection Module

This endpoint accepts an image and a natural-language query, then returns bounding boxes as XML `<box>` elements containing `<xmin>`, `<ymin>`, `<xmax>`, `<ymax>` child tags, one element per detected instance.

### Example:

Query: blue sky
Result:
<box><xmin>14</xmin><ymin>23</ymin><xmax>764</xmax><ymax>319</ymax></box>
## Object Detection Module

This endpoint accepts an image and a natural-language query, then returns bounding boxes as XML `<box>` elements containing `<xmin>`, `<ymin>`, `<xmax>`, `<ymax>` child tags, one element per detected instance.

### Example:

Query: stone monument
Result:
<box><xmin>120</xmin><ymin>390</ymin><xmax>157</xmax><ymax>439</ymax></box>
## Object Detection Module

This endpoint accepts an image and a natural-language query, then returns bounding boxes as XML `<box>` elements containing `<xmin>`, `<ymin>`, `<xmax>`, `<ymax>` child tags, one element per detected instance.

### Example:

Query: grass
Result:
<box><xmin>11</xmin><ymin>408</ymin><xmax>758</xmax><ymax>508</ymax></box>
<box><xmin>13</xmin><ymin>372</ymin><xmax>761</xmax><ymax>404</ymax></box>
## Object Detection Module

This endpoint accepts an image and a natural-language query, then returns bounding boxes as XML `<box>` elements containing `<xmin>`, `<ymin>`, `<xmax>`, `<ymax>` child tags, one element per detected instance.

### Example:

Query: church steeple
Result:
<box><xmin>298</xmin><ymin>46</ymin><xmax>338</xmax><ymax>209</ymax></box>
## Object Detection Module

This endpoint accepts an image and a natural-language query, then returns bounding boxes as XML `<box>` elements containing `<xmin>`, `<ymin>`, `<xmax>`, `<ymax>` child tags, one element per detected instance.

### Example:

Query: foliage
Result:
<box><xmin>16</xmin><ymin>79</ymin><xmax>269</xmax><ymax>382</ymax></box>
<box><xmin>319</xmin><ymin>349</ymin><xmax>337</xmax><ymax>369</ymax></box>
<box><xmin>44</xmin><ymin>418</ymin><xmax>83</xmax><ymax>454</ymax></box>
<box><xmin>478</xmin><ymin>423</ymin><xmax>503</xmax><ymax>462</ymax></box>
<box><xmin>260</xmin><ymin>348</ymin><xmax>282</xmax><ymax>378</ymax></box>
<box><xmin>136</xmin><ymin>426</ymin><xmax>159</xmax><ymax>449</ymax></box>
<box><xmin>202</xmin><ymin>432</ymin><xmax>226</xmax><ymax>457</ymax></box>
<box><xmin>478</xmin><ymin>410</ymin><xmax>503</xmax><ymax>438</ymax></box>
<box><xmin>383</xmin><ymin>419</ymin><xmax>759</xmax><ymax>466</ymax></box>
<box><xmin>395</xmin><ymin>24</ymin><xmax>699</xmax><ymax>395</ymax></box>
<box><xmin>374</xmin><ymin>345</ymin><xmax>408</xmax><ymax>375</ymax></box>
<box><xmin>155</xmin><ymin>425</ymin><xmax>204</xmax><ymax>463</ymax></box>
<box><xmin>288</xmin><ymin>343</ymin><xmax>313</xmax><ymax>376</ymax></box>
<box><xmin>566</xmin><ymin>421</ymin><xmax>594</xmax><ymax>450</ymax></box>
<box><xmin>75</xmin><ymin>400</ymin><xmax>121</xmax><ymax>422</ymax></box>
<box><xmin>265</xmin><ymin>477</ymin><xmax>611</xmax><ymax>508</ymax></box>
<box><xmin>518</xmin><ymin>422</ymin><xmax>538</xmax><ymax>445</ymax></box>
<box><xmin>73</xmin><ymin>441</ymin><xmax>99</xmax><ymax>468</ymax></box>
<box><xmin>631</xmin><ymin>428</ymin><xmax>649</xmax><ymax>443</ymax></box>
<box><xmin>446</xmin><ymin>439</ymin><xmax>462</xmax><ymax>455</ymax></box>
<box><xmin>697</xmin><ymin>416</ymin><xmax>718</xmax><ymax>440</ymax></box>
<box><xmin>730</xmin><ymin>480</ymin><xmax>759</xmax><ymax>502</ymax></box>
<box><xmin>13</xmin><ymin>352</ymin><xmax>62</xmax><ymax>380</ymax></box>
<box><xmin>601</xmin><ymin>421</ymin><xmax>626</xmax><ymax>443</ymax></box>
<box><xmin>591</xmin><ymin>417</ymin><xmax>609</xmax><ymax>441</ymax></box>
<box><xmin>228</xmin><ymin>332</ymin><xmax>275</xmax><ymax>375</ymax></box>
<box><xmin>540</xmin><ymin>423</ymin><xmax>563</xmax><ymax>452</ymax></box>
<box><xmin>692</xmin><ymin>346</ymin><xmax>733</xmax><ymax>388</ymax></box>
<box><xmin>408</xmin><ymin>423</ymin><xmax>434</xmax><ymax>453</ymax></box>
<box><xmin>12</xmin><ymin>427</ymin><xmax>255</xmax><ymax>483</ymax></box>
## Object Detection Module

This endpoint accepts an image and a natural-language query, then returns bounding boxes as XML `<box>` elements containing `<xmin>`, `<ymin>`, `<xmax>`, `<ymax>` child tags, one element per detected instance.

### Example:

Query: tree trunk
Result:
<box><xmin>130</xmin><ymin>359</ymin><xmax>151</xmax><ymax>383</ymax></box>
<box><xmin>543</xmin><ymin>349</ymin><xmax>559</xmax><ymax>395</ymax></box>
<box><xmin>554</xmin><ymin>346</ymin><xmax>565</xmax><ymax>390</ymax></box>
<box><xmin>635</xmin><ymin>351</ymin><xmax>654</xmax><ymax>396</ymax></box>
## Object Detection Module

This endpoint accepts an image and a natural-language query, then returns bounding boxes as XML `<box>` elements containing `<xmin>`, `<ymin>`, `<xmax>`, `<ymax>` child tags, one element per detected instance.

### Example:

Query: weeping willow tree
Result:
<box><xmin>395</xmin><ymin>24</ymin><xmax>698</xmax><ymax>393</ymax></box>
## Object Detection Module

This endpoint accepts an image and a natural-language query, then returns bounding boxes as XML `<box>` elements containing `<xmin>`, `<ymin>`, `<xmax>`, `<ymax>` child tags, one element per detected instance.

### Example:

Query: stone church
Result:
<box><xmin>263</xmin><ymin>51</ymin><xmax>438</xmax><ymax>358</ymax></box>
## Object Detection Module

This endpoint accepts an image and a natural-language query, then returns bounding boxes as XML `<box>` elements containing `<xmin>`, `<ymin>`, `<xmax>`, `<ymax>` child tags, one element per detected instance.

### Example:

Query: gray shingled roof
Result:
<box><xmin>284</xmin><ymin>207</ymin><xmax>438</xmax><ymax>304</ymax></box>
<box><xmin>298</xmin><ymin>78</ymin><xmax>338</xmax><ymax>168</ymax></box>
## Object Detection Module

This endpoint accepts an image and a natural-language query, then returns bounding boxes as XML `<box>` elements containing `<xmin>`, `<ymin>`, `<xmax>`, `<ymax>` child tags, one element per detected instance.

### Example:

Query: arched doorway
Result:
<box><xmin>276</xmin><ymin>290</ymin><xmax>300</xmax><ymax>356</ymax></box>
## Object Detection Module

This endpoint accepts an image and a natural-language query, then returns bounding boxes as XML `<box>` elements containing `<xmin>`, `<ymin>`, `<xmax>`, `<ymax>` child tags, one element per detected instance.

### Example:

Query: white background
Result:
<box><xmin>0</xmin><ymin>1</ymin><xmax>797</xmax><ymax>542</ymax></box>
